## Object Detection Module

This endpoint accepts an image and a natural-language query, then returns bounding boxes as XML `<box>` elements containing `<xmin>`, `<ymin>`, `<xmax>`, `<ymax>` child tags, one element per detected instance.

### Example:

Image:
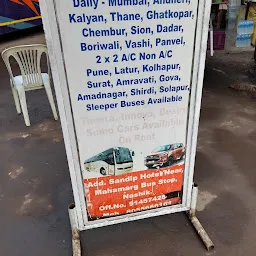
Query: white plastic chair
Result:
<box><xmin>1</xmin><ymin>44</ymin><xmax>58</xmax><ymax>126</ymax></box>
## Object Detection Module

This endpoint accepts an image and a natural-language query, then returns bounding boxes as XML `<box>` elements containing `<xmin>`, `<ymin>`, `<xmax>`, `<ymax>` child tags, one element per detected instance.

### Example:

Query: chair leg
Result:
<box><xmin>16</xmin><ymin>87</ymin><xmax>30</xmax><ymax>127</ymax></box>
<box><xmin>11</xmin><ymin>87</ymin><xmax>21</xmax><ymax>114</ymax></box>
<box><xmin>44</xmin><ymin>83</ymin><xmax>58</xmax><ymax>121</ymax></box>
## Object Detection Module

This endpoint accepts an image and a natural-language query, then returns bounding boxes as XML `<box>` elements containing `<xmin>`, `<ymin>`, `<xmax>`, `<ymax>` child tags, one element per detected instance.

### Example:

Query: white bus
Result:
<box><xmin>84</xmin><ymin>147</ymin><xmax>134</xmax><ymax>176</ymax></box>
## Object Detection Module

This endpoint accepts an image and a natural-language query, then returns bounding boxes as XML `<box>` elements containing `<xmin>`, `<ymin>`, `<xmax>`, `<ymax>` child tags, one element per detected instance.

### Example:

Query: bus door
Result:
<box><xmin>106</xmin><ymin>151</ymin><xmax>115</xmax><ymax>176</ymax></box>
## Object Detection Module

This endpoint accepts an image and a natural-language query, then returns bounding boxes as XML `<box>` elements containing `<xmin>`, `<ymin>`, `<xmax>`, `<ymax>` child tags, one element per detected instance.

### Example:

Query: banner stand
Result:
<box><xmin>68</xmin><ymin>183</ymin><xmax>214</xmax><ymax>256</ymax></box>
<box><xmin>39</xmin><ymin>0</ymin><xmax>215</xmax><ymax>253</ymax></box>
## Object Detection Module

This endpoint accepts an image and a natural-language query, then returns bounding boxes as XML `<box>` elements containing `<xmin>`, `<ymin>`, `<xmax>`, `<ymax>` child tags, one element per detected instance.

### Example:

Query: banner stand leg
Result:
<box><xmin>187</xmin><ymin>184</ymin><xmax>214</xmax><ymax>251</ymax></box>
<box><xmin>67</xmin><ymin>185</ymin><xmax>214</xmax><ymax>255</ymax></box>
<box><xmin>68</xmin><ymin>204</ymin><xmax>81</xmax><ymax>256</ymax></box>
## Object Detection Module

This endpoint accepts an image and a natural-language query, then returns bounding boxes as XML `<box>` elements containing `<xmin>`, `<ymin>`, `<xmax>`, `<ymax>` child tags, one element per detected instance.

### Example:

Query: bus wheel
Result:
<box><xmin>100</xmin><ymin>168</ymin><xmax>107</xmax><ymax>176</ymax></box>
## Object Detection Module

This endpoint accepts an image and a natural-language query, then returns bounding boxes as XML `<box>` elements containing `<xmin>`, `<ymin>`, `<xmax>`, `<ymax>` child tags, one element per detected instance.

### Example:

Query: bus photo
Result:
<box><xmin>0</xmin><ymin>0</ymin><xmax>42</xmax><ymax>36</ymax></box>
<box><xmin>84</xmin><ymin>147</ymin><xmax>135</xmax><ymax>176</ymax></box>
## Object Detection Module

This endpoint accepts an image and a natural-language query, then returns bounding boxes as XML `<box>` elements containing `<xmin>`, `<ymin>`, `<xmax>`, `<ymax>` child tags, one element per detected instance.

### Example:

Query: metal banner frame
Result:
<box><xmin>40</xmin><ymin>0</ymin><xmax>213</xmax><ymax>253</ymax></box>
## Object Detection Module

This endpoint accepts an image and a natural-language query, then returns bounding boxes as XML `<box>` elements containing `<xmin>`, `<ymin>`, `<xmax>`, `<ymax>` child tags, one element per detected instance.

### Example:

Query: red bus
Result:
<box><xmin>0</xmin><ymin>0</ymin><xmax>42</xmax><ymax>35</ymax></box>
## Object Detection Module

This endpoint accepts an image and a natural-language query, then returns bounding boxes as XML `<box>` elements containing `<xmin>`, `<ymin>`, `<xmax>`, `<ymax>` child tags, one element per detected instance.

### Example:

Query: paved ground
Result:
<box><xmin>0</xmin><ymin>29</ymin><xmax>256</xmax><ymax>256</ymax></box>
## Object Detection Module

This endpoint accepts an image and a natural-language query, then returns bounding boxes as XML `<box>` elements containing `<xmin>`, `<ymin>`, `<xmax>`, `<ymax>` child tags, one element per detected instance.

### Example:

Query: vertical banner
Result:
<box><xmin>53</xmin><ymin>0</ymin><xmax>199</xmax><ymax>219</ymax></box>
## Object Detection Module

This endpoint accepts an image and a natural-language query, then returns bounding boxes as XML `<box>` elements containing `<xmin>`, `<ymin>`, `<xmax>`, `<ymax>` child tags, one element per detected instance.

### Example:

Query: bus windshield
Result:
<box><xmin>114</xmin><ymin>148</ymin><xmax>133</xmax><ymax>164</ymax></box>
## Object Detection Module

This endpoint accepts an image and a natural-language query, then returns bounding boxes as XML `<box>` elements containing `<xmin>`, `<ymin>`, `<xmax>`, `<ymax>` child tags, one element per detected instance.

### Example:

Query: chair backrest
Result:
<box><xmin>1</xmin><ymin>44</ymin><xmax>49</xmax><ymax>88</ymax></box>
